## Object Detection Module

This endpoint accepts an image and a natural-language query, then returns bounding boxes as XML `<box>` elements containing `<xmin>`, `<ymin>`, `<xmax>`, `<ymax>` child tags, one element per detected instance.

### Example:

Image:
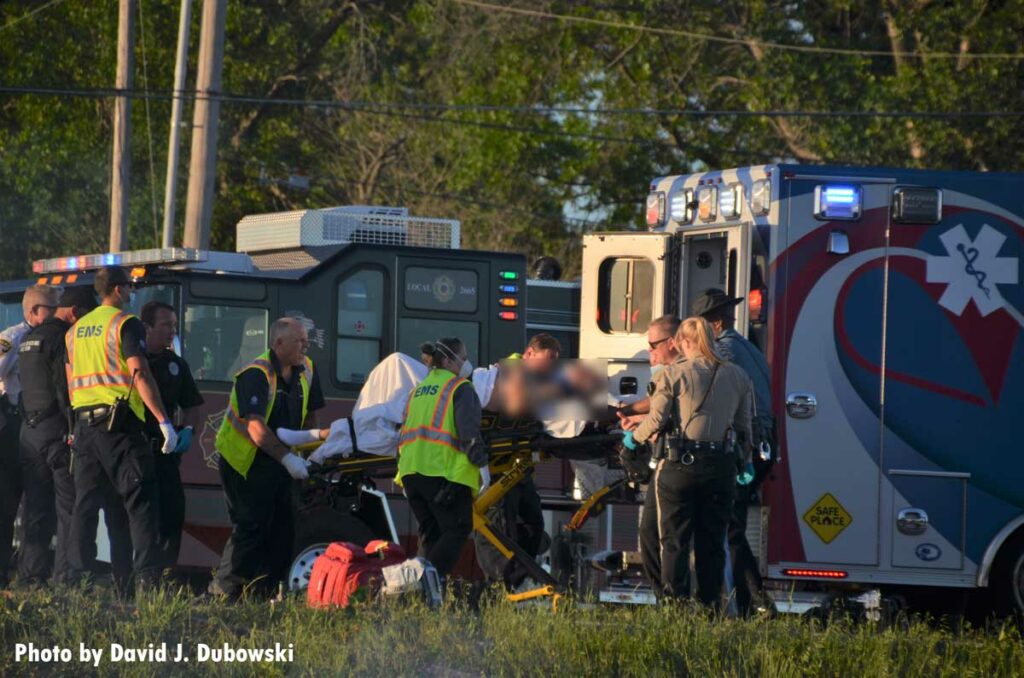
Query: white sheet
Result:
<box><xmin>308</xmin><ymin>353</ymin><xmax>584</xmax><ymax>464</ymax></box>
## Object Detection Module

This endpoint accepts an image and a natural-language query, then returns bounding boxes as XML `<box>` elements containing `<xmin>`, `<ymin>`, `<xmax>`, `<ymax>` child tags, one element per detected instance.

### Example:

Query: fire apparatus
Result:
<box><xmin>2</xmin><ymin>206</ymin><xmax>585</xmax><ymax>581</ymax></box>
<box><xmin>581</xmin><ymin>164</ymin><xmax>1023</xmax><ymax>614</ymax></box>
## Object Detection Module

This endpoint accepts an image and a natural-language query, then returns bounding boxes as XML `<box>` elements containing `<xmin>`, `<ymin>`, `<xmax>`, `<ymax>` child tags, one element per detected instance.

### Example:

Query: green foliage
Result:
<box><xmin>1</xmin><ymin>0</ymin><xmax>1021</xmax><ymax>279</ymax></box>
<box><xmin>0</xmin><ymin>586</ymin><xmax>1022</xmax><ymax>676</ymax></box>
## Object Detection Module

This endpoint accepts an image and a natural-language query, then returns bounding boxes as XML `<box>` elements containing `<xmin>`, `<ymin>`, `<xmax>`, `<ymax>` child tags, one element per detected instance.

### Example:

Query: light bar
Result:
<box><xmin>781</xmin><ymin>568</ymin><xmax>848</xmax><ymax>579</ymax></box>
<box><xmin>815</xmin><ymin>185</ymin><xmax>862</xmax><ymax>220</ymax></box>
<box><xmin>697</xmin><ymin>185</ymin><xmax>718</xmax><ymax>222</ymax></box>
<box><xmin>719</xmin><ymin>184</ymin><xmax>742</xmax><ymax>219</ymax></box>
<box><xmin>33</xmin><ymin>248</ymin><xmax>206</xmax><ymax>275</ymax></box>
<box><xmin>751</xmin><ymin>179</ymin><xmax>771</xmax><ymax>216</ymax></box>
<box><xmin>670</xmin><ymin>188</ymin><xmax>693</xmax><ymax>223</ymax></box>
<box><xmin>645</xmin><ymin>192</ymin><xmax>665</xmax><ymax>227</ymax></box>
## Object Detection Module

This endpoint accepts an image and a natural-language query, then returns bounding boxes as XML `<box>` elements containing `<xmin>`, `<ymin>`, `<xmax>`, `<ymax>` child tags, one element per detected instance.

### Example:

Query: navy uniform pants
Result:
<box><xmin>18</xmin><ymin>412</ymin><xmax>75</xmax><ymax>584</ymax></box>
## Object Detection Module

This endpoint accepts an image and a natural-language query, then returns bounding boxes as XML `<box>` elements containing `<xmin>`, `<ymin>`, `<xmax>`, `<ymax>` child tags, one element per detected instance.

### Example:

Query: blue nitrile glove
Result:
<box><xmin>737</xmin><ymin>461</ymin><xmax>755</xmax><ymax>486</ymax></box>
<box><xmin>621</xmin><ymin>431</ymin><xmax>638</xmax><ymax>450</ymax></box>
<box><xmin>172</xmin><ymin>426</ymin><xmax>194</xmax><ymax>454</ymax></box>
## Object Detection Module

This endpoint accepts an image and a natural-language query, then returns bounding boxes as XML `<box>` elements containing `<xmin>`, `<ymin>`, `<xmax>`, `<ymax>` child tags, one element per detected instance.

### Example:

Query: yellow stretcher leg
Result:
<box><xmin>506</xmin><ymin>585</ymin><xmax>562</xmax><ymax>611</ymax></box>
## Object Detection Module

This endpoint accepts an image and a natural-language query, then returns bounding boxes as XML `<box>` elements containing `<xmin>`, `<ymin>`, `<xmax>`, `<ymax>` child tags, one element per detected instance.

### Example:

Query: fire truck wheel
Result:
<box><xmin>991</xmin><ymin>532</ymin><xmax>1024</xmax><ymax>619</ymax></box>
<box><xmin>288</xmin><ymin>515</ymin><xmax>378</xmax><ymax>592</ymax></box>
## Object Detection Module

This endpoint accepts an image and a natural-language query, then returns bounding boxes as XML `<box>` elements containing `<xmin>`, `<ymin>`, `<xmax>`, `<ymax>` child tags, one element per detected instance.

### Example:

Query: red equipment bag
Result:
<box><xmin>307</xmin><ymin>540</ymin><xmax>407</xmax><ymax>609</ymax></box>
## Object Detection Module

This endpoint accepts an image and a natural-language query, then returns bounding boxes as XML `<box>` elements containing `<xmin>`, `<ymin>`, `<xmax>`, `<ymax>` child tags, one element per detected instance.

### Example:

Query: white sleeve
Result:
<box><xmin>0</xmin><ymin>326</ymin><xmax>23</xmax><ymax>382</ymax></box>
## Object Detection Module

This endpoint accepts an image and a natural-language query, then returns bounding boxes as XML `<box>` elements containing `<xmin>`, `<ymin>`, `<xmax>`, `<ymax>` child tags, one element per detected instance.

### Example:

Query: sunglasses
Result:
<box><xmin>648</xmin><ymin>336</ymin><xmax>671</xmax><ymax>350</ymax></box>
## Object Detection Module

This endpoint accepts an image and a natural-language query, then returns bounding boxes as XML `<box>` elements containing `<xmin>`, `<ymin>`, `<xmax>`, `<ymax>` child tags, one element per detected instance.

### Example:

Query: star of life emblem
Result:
<box><xmin>925</xmin><ymin>224</ymin><xmax>1018</xmax><ymax>317</ymax></box>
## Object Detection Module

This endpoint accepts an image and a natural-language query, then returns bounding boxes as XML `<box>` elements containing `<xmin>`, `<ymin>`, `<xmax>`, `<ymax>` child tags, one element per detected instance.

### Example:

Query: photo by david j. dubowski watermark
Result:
<box><xmin>14</xmin><ymin>641</ymin><xmax>295</xmax><ymax>667</ymax></box>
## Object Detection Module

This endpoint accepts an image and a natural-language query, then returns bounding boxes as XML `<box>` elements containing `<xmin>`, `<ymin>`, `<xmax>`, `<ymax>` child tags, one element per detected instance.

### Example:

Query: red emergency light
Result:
<box><xmin>498</xmin><ymin>311</ymin><xmax>517</xmax><ymax>321</ymax></box>
<box><xmin>781</xmin><ymin>568</ymin><xmax>848</xmax><ymax>579</ymax></box>
<box><xmin>748</xmin><ymin>288</ymin><xmax>766</xmax><ymax>322</ymax></box>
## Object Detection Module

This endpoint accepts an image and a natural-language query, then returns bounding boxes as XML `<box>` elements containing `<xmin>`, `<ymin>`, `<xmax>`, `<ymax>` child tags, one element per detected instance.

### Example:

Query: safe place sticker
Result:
<box><xmin>803</xmin><ymin>493</ymin><xmax>852</xmax><ymax>544</ymax></box>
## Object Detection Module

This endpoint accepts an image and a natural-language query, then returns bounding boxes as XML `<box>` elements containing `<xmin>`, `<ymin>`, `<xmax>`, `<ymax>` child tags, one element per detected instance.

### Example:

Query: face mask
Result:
<box><xmin>459</xmin><ymin>360</ymin><xmax>474</xmax><ymax>378</ymax></box>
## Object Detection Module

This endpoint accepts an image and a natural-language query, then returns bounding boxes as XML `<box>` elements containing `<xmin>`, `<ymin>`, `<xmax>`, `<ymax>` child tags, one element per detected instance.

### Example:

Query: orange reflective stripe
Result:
<box><xmin>430</xmin><ymin>376</ymin><xmax>463</xmax><ymax>429</ymax></box>
<box><xmin>399</xmin><ymin>426</ymin><xmax>459</xmax><ymax>448</ymax></box>
<box><xmin>225</xmin><ymin>406</ymin><xmax>250</xmax><ymax>437</ymax></box>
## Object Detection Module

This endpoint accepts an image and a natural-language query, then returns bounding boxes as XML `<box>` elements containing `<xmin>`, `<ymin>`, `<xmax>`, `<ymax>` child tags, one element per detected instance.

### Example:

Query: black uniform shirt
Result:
<box><xmin>234</xmin><ymin>350</ymin><xmax>324</xmax><ymax>431</ymax></box>
<box><xmin>119</xmin><ymin>317</ymin><xmax>147</xmax><ymax>360</ymax></box>
<box><xmin>143</xmin><ymin>349</ymin><xmax>204</xmax><ymax>438</ymax></box>
<box><xmin>18</xmin><ymin>316</ymin><xmax>72</xmax><ymax>418</ymax></box>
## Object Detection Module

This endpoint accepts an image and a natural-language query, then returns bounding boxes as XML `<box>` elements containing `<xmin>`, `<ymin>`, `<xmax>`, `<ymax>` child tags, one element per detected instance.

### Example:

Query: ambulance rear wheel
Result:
<box><xmin>991</xmin><ymin>532</ymin><xmax>1024</xmax><ymax>619</ymax></box>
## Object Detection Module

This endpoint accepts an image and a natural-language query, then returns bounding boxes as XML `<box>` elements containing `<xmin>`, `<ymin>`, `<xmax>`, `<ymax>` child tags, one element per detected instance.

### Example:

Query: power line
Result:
<box><xmin>1</xmin><ymin>85</ymin><xmax>1021</xmax><ymax>121</ymax></box>
<box><xmin>0</xmin><ymin>0</ymin><xmax>68</xmax><ymax>34</ymax></box>
<box><xmin>453</xmin><ymin>0</ymin><xmax>1024</xmax><ymax>60</ymax></box>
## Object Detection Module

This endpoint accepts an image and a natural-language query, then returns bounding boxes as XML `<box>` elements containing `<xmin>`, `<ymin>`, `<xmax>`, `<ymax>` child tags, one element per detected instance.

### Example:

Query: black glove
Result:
<box><xmin>618</xmin><ymin>442</ymin><xmax>651</xmax><ymax>485</ymax></box>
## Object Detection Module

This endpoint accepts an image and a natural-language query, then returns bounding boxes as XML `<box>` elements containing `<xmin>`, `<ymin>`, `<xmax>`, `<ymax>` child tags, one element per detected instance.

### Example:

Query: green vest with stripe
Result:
<box><xmin>66</xmin><ymin>304</ymin><xmax>145</xmax><ymax>421</ymax></box>
<box><xmin>396</xmin><ymin>368</ymin><xmax>481</xmax><ymax>494</ymax></box>
<box><xmin>216</xmin><ymin>350</ymin><xmax>313</xmax><ymax>477</ymax></box>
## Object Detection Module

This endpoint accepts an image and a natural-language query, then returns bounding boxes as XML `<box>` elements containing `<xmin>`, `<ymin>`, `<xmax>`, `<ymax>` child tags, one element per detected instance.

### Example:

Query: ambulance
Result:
<box><xmin>3</xmin><ymin>206</ymin><xmax>582</xmax><ymax>580</ymax></box>
<box><xmin>580</xmin><ymin>164</ymin><xmax>1024</xmax><ymax>614</ymax></box>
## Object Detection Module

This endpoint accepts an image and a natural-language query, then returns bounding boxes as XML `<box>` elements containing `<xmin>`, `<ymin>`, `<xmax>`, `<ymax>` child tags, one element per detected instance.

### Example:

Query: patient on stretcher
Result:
<box><xmin>277</xmin><ymin>351</ymin><xmax>605</xmax><ymax>464</ymax></box>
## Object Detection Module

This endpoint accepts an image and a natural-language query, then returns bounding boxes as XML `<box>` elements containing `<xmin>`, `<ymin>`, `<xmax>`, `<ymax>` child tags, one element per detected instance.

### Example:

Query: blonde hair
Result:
<box><xmin>676</xmin><ymin>316</ymin><xmax>725</xmax><ymax>364</ymax></box>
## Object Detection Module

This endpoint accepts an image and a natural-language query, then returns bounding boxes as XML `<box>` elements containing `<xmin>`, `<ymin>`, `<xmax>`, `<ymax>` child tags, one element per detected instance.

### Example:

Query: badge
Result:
<box><xmin>250</xmin><ymin>396</ymin><xmax>259</xmax><ymax>406</ymax></box>
<box><xmin>168</xmin><ymin>362</ymin><xmax>180</xmax><ymax>377</ymax></box>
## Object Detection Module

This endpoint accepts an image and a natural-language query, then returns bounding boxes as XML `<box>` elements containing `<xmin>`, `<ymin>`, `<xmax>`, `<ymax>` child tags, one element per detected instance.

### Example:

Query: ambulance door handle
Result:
<box><xmin>786</xmin><ymin>393</ymin><xmax>817</xmax><ymax>418</ymax></box>
<box><xmin>897</xmin><ymin>508</ymin><xmax>929</xmax><ymax>536</ymax></box>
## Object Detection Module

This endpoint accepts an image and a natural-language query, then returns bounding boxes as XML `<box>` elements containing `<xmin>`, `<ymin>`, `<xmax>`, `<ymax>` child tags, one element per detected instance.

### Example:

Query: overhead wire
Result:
<box><xmin>0</xmin><ymin>0</ymin><xmax>68</xmax><ymax>34</ymax></box>
<box><xmin>452</xmin><ymin>0</ymin><xmax>1024</xmax><ymax>60</ymax></box>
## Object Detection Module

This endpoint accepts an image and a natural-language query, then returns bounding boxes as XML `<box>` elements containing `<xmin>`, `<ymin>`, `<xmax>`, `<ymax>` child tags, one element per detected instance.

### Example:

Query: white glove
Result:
<box><xmin>309</xmin><ymin>445</ymin><xmax>333</xmax><ymax>466</ymax></box>
<box><xmin>478</xmin><ymin>465</ymin><xmax>491</xmax><ymax>493</ymax></box>
<box><xmin>276</xmin><ymin>428</ymin><xmax>322</xmax><ymax>447</ymax></box>
<box><xmin>159</xmin><ymin>421</ymin><xmax>178</xmax><ymax>455</ymax></box>
<box><xmin>281</xmin><ymin>452</ymin><xmax>311</xmax><ymax>480</ymax></box>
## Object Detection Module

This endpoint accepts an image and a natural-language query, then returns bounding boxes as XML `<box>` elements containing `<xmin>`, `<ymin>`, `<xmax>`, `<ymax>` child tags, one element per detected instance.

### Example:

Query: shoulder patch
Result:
<box><xmin>0</xmin><ymin>338</ymin><xmax>11</xmax><ymax>353</ymax></box>
<box><xmin>168</xmin><ymin>361</ymin><xmax>180</xmax><ymax>377</ymax></box>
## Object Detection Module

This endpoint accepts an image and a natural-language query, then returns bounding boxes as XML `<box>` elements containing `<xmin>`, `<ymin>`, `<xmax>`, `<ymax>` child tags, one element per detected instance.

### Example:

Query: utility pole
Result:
<box><xmin>109</xmin><ymin>0</ymin><xmax>136</xmax><ymax>252</ymax></box>
<box><xmin>161</xmin><ymin>0</ymin><xmax>193</xmax><ymax>249</ymax></box>
<box><xmin>182</xmin><ymin>0</ymin><xmax>227</xmax><ymax>250</ymax></box>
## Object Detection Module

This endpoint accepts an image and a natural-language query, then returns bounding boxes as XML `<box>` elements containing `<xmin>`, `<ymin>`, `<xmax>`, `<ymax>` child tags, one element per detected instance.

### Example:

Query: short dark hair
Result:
<box><xmin>526</xmin><ymin>332</ymin><xmax>561</xmax><ymax>355</ymax></box>
<box><xmin>141</xmin><ymin>300</ymin><xmax>175</xmax><ymax>327</ymax></box>
<box><xmin>94</xmin><ymin>266</ymin><xmax>132</xmax><ymax>298</ymax></box>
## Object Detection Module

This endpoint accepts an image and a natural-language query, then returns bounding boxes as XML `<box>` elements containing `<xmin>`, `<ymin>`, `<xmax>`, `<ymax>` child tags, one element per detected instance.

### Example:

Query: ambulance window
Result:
<box><xmin>597</xmin><ymin>258</ymin><xmax>654</xmax><ymax>334</ymax></box>
<box><xmin>183</xmin><ymin>304</ymin><xmax>269</xmax><ymax>382</ymax></box>
<box><xmin>336</xmin><ymin>269</ymin><xmax>385</xmax><ymax>384</ymax></box>
<box><xmin>398</xmin><ymin>318</ymin><xmax>479</xmax><ymax>366</ymax></box>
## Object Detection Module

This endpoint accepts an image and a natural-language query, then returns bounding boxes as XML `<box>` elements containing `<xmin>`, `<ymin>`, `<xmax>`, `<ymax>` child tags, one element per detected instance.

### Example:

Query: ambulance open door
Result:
<box><xmin>580</xmin><ymin>232</ymin><xmax>672</xmax><ymax>404</ymax></box>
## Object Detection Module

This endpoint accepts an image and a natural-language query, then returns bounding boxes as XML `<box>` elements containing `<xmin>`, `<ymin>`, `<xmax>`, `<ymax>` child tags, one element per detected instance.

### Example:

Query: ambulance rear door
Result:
<box><xmin>580</xmin><ymin>232</ymin><xmax>672</xmax><ymax>404</ymax></box>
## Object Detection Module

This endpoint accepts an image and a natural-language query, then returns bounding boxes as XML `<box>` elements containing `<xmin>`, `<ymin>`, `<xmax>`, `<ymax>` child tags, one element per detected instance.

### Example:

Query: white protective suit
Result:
<box><xmin>301</xmin><ymin>352</ymin><xmax>584</xmax><ymax>464</ymax></box>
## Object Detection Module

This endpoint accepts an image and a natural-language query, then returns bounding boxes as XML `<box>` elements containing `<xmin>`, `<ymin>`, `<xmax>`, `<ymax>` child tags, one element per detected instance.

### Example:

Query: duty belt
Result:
<box><xmin>24</xmin><ymin>402</ymin><xmax>60</xmax><ymax>427</ymax></box>
<box><xmin>678</xmin><ymin>440</ymin><xmax>726</xmax><ymax>453</ymax></box>
<box><xmin>75</xmin><ymin>405</ymin><xmax>112</xmax><ymax>426</ymax></box>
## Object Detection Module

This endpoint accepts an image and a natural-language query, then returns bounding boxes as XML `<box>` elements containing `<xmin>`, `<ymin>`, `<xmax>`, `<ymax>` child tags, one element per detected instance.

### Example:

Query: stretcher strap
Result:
<box><xmin>347</xmin><ymin>416</ymin><xmax>361</xmax><ymax>456</ymax></box>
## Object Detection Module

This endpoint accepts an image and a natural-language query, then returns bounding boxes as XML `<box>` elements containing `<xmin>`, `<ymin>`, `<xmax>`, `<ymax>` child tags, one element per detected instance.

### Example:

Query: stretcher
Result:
<box><xmin>297</xmin><ymin>416</ymin><xmax>624</xmax><ymax>606</ymax></box>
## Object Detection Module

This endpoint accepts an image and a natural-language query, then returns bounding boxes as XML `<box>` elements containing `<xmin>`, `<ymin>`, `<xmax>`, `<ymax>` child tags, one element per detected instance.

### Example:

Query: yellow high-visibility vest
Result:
<box><xmin>216</xmin><ymin>350</ymin><xmax>313</xmax><ymax>477</ymax></box>
<box><xmin>396</xmin><ymin>368</ymin><xmax>480</xmax><ymax>494</ymax></box>
<box><xmin>66</xmin><ymin>305</ymin><xmax>145</xmax><ymax>421</ymax></box>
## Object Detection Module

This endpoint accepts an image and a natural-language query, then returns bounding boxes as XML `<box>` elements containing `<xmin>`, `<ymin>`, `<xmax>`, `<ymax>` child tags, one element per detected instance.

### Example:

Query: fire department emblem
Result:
<box><xmin>200</xmin><ymin>411</ymin><xmax>225</xmax><ymax>470</ymax></box>
<box><xmin>432</xmin><ymin>275</ymin><xmax>455</xmax><ymax>303</ymax></box>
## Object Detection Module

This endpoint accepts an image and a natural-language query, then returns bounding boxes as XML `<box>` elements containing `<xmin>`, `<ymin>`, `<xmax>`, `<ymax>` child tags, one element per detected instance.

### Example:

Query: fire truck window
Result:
<box><xmin>0</xmin><ymin>298</ymin><xmax>21</xmax><ymax>329</ymax></box>
<box><xmin>336</xmin><ymin>269</ymin><xmax>385</xmax><ymax>384</ymax></box>
<box><xmin>124</xmin><ymin>284</ymin><xmax>178</xmax><ymax>317</ymax></box>
<box><xmin>398</xmin><ymin>318</ymin><xmax>479</xmax><ymax>366</ymax></box>
<box><xmin>183</xmin><ymin>304</ymin><xmax>269</xmax><ymax>382</ymax></box>
<box><xmin>597</xmin><ymin>258</ymin><xmax>654</xmax><ymax>334</ymax></box>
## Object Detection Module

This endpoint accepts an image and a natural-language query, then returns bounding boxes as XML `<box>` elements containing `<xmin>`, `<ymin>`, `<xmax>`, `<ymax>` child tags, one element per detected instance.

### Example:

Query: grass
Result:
<box><xmin>0</xmin><ymin>585</ymin><xmax>1022</xmax><ymax>676</ymax></box>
